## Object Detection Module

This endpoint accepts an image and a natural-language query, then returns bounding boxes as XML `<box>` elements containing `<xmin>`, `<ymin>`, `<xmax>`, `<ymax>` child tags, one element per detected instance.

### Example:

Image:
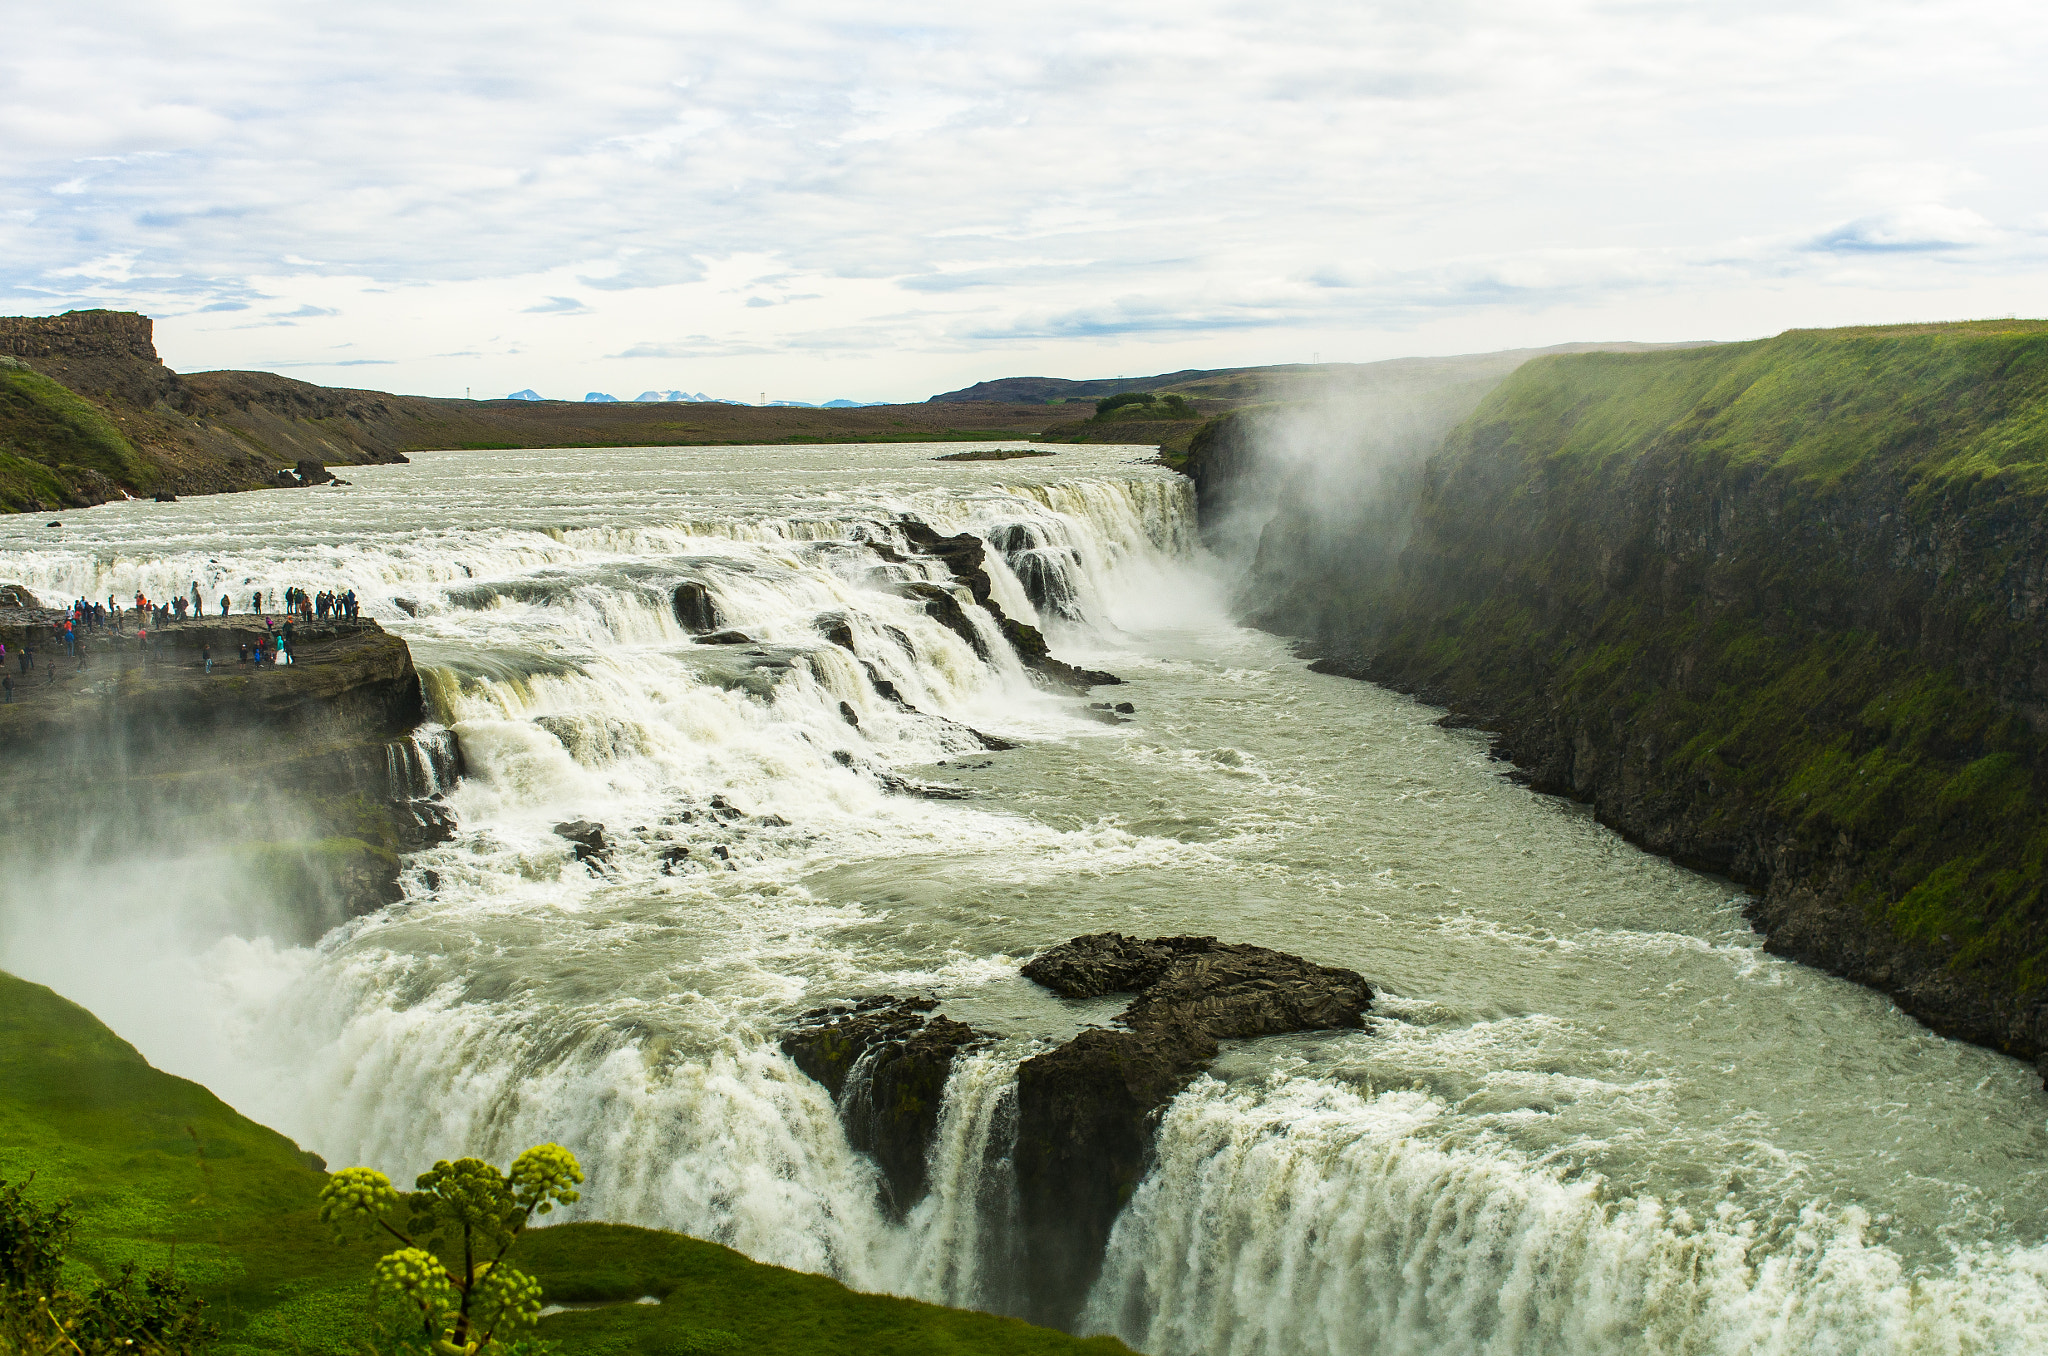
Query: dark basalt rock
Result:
<box><xmin>816</xmin><ymin>613</ymin><xmax>855</xmax><ymax>650</ymax></box>
<box><xmin>697</xmin><ymin>629</ymin><xmax>754</xmax><ymax>645</ymax></box>
<box><xmin>553</xmin><ymin>819</ymin><xmax>608</xmax><ymax>870</ymax></box>
<box><xmin>901</xmin><ymin>581</ymin><xmax>990</xmax><ymax>659</ymax></box>
<box><xmin>672</xmin><ymin>581</ymin><xmax>721</xmax><ymax>634</ymax></box>
<box><xmin>895</xmin><ymin>516</ymin><xmax>1119</xmax><ymax>691</ymax></box>
<box><xmin>1013</xmin><ymin>934</ymin><xmax>1372</xmax><ymax>1328</ymax></box>
<box><xmin>780</xmin><ymin>996</ymin><xmax>992</xmax><ymax>1216</ymax></box>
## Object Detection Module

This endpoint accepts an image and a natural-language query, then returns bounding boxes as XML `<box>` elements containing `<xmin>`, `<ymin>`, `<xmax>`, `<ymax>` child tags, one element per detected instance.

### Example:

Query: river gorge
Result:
<box><xmin>2</xmin><ymin>441</ymin><xmax>2045</xmax><ymax>1354</ymax></box>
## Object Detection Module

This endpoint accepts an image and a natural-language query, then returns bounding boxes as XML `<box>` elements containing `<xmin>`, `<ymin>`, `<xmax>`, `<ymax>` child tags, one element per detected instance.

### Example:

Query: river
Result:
<box><xmin>2</xmin><ymin>442</ymin><xmax>2045</xmax><ymax>1354</ymax></box>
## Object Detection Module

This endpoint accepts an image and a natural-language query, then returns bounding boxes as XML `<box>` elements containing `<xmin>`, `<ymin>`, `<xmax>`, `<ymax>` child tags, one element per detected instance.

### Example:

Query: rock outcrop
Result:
<box><xmin>895</xmin><ymin>518</ymin><xmax>1119</xmax><ymax>691</ymax></box>
<box><xmin>779</xmin><ymin>935</ymin><xmax>1371</xmax><ymax>1328</ymax></box>
<box><xmin>780</xmin><ymin>997</ymin><xmax>991</xmax><ymax>1215</ymax></box>
<box><xmin>0</xmin><ymin>612</ymin><xmax>454</xmax><ymax>931</ymax></box>
<box><xmin>1012</xmin><ymin>934</ymin><xmax>1372</xmax><ymax>1326</ymax></box>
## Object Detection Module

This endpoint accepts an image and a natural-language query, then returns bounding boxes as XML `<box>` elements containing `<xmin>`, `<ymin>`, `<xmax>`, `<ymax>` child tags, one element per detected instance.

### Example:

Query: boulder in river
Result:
<box><xmin>553</xmin><ymin>819</ymin><xmax>608</xmax><ymax>870</ymax></box>
<box><xmin>672</xmin><ymin>581</ymin><xmax>721</xmax><ymax>634</ymax></box>
<box><xmin>816</xmin><ymin>612</ymin><xmax>855</xmax><ymax>650</ymax></box>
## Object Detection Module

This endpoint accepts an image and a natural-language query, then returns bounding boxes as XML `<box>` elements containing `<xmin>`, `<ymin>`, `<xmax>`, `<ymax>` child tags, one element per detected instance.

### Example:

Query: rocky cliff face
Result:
<box><xmin>0</xmin><ymin>310</ymin><xmax>161</xmax><ymax>363</ymax></box>
<box><xmin>0</xmin><ymin>611</ymin><xmax>454</xmax><ymax>932</ymax></box>
<box><xmin>1193</xmin><ymin>321</ymin><xmax>2048</xmax><ymax>1076</ymax></box>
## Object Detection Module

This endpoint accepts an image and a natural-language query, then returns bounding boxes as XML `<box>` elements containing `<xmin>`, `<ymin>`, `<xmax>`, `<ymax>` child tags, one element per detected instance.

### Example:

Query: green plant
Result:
<box><xmin>1093</xmin><ymin>392</ymin><xmax>1154</xmax><ymax>416</ymax></box>
<box><xmin>0</xmin><ymin>1176</ymin><xmax>214</xmax><ymax>1354</ymax></box>
<box><xmin>319</xmin><ymin>1146</ymin><xmax>583</xmax><ymax>1356</ymax></box>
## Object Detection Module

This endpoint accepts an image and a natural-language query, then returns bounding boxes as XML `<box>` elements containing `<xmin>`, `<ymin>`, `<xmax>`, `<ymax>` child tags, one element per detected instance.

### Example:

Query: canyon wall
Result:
<box><xmin>1193</xmin><ymin>321</ymin><xmax>2048</xmax><ymax>1072</ymax></box>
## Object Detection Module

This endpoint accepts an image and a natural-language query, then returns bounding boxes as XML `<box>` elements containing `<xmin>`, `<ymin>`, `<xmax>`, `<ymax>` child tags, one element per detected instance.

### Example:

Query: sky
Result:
<box><xmin>4</xmin><ymin>0</ymin><xmax>2046</xmax><ymax>404</ymax></box>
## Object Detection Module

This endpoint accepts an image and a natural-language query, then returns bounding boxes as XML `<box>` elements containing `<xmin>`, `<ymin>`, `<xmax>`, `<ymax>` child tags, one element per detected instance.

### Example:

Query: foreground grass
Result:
<box><xmin>0</xmin><ymin>970</ymin><xmax>1133</xmax><ymax>1355</ymax></box>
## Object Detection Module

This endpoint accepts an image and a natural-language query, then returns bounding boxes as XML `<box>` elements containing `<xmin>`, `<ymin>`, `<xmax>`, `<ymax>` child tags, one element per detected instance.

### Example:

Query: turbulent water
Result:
<box><xmin>3</xmin><ymin>442</ymin><xmax>2046</xmax><ymax>1354</ymax></box>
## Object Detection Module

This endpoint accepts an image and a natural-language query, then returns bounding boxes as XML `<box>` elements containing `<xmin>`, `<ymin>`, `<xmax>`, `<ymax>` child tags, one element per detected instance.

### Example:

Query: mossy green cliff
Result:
<box><xmin>1195</xmin><ymin>319</ymin><xmax>2048</xmax><ymax>1074</ymax></box>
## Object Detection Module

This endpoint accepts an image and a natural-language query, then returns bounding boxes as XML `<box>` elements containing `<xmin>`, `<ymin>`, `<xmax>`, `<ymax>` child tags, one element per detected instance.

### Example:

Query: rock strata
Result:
<box><xmin>780</xmin><ymin>997</ymin><xmax>991</xmax><ymax>1216</ymax></box>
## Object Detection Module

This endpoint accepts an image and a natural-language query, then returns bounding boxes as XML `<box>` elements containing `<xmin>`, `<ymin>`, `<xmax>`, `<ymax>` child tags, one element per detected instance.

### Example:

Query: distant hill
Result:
<box><xmin>0</xmin><ymin>311</ymin><xmax>1109</xmax><ymax>514</ymax></box>
<box><xmin>928</xmin><ymin>344</ymin><xmax>1710</xmax><ymax>407</ymax></box>
<box><xmin>1010</xmin><ymin>342</ymin><xmax>1715</xmax><ymax>456</ymax></box>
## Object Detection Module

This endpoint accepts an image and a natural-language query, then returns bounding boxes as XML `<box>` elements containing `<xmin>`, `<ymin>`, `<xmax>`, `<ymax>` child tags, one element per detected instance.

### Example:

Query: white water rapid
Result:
<box><xmin>2</xmin><ymin>442</ymin><xmax>2045</xmax><ymax>1354</ymax></box>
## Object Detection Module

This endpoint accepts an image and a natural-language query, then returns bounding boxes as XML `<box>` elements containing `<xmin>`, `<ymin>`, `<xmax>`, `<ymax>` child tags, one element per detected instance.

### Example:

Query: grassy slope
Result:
<box><xmin>1474</xmin><ymin>320</ymin><xmax>2048</xmax><ymax>493</ymax></box>
<box><xmin>0</xmin><ymin>364</ymin><xmax>156</xmax><ymax>511</ymax></box>
<box><xmin>1375</xmin><ymin>320</ymin><xmax>2048</xmax><ymax>1041</ymax></box>
<box><xmin>0</xmin><ymin>971</ymin><xmax>1132</xmax><ymax>1355</ymax></box>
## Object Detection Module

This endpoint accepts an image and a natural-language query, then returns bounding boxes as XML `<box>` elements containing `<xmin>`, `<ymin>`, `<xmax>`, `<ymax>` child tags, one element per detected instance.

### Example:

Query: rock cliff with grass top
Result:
<box><xmin>1193</xmin><ymin>319</ymin><xmax>2048</xmax><ymax>1080</ymax></box>
<box><xmin>0</xmin><ymin>610</ymin><xmax>454</xmax><ymax>928</ymax></box>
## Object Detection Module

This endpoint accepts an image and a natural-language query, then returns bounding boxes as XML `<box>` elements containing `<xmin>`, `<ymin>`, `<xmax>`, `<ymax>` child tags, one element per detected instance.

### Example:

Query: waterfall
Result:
<box><xmin>0</xmin><ymin>463</ymin><xmax>1203</xmax><ymax>1308</ymax></box>
<box><xmin>1083</xmin><ymin>1074</ymin><xmax>2048</xmax><ymax>1355</ymax></box>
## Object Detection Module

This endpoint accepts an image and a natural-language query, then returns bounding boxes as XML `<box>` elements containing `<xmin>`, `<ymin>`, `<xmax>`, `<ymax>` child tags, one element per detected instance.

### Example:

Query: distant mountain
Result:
<box><xmin>768</xmin><ymin>400</ymin><xmax>817</xmax><ymax>408</ymax></box>
<box><xmin>821</xmin><ymin>399</ymin><xmax>873</xmax><ymax>408</ymax></box>
<box><xmin>584</xmin><ymin>392</ymin><xmax>619</xmax><ymax>403</ymax></box>
<box><xmin>507</xmin><ymin>388</ymin><xmax>543</xmax><ymax>401</ymax></box>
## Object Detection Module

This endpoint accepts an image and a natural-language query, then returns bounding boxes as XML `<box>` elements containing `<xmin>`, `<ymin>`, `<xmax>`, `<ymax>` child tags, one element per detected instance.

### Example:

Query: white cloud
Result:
<box><xmin>0</xmin><ymin>0</ymin><xmax>2043</xmax><ymax>400</ymax></box>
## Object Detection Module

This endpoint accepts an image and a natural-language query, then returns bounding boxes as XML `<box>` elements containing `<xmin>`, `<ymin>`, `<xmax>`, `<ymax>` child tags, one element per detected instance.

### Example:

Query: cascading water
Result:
<box><xmin>1</xmin><ymin>441</ymin><xmax>2044</xmax><ymax>1354</ymax></box>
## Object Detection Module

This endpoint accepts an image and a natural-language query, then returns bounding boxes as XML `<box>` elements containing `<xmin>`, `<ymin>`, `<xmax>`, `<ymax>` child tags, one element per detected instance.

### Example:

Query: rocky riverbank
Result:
<box><xmin>781</xmin><ymin>933</ymin><xmax>1373</xmax><ymax>1329</ymax></box>
<box><xmin>0</xmin><ymin>601</ymin><xmax>454</xmax><ymax>928</ymax></box>
<box><xmin>1190</xmin><ymin>320</ymin><xmax>2048</xmax><ymax>1080</ymax></box>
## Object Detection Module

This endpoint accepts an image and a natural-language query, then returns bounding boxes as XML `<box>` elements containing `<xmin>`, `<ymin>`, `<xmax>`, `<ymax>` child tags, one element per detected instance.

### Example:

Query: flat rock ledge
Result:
<box><xmin>779</xmin><ymin>933</ymin><xmax>1371</xmax><ymax>1329</ymax></box>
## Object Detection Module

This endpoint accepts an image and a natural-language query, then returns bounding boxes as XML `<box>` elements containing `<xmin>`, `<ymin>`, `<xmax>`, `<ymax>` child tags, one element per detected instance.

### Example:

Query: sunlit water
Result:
<box><xmin>3</xmin><ymin>443</ymin><xmax>2045</xmax><ymax>1354</ymax></box>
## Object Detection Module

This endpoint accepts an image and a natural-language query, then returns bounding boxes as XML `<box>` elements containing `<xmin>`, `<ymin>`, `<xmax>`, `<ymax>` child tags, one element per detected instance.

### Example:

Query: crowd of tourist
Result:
<box><xmin>0</xmin><ymin>582</ymin><xmax>366</xmax><ymax>702</ymax></box>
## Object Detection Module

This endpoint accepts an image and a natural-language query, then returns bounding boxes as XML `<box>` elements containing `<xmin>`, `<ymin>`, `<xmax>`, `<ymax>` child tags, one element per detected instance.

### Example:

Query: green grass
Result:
<box><xmin>0</xmin><ymin>363</ymin><xmax>155</xmax><ymax>509</ymax></box>
<box><xmin>522</xmin><ymin>1226</ymin><xmax>1133</xmax><ymax>1356</ymax></box>
<box><xmin>1468</xmin><ymin>319</ymin><xmax>2048</xmax><ymax>496</ymax></box>
<box><xmin>0</xmin><ymin>971</ymin><xmax>1134</xmax><ymax>1355</ymax></box>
